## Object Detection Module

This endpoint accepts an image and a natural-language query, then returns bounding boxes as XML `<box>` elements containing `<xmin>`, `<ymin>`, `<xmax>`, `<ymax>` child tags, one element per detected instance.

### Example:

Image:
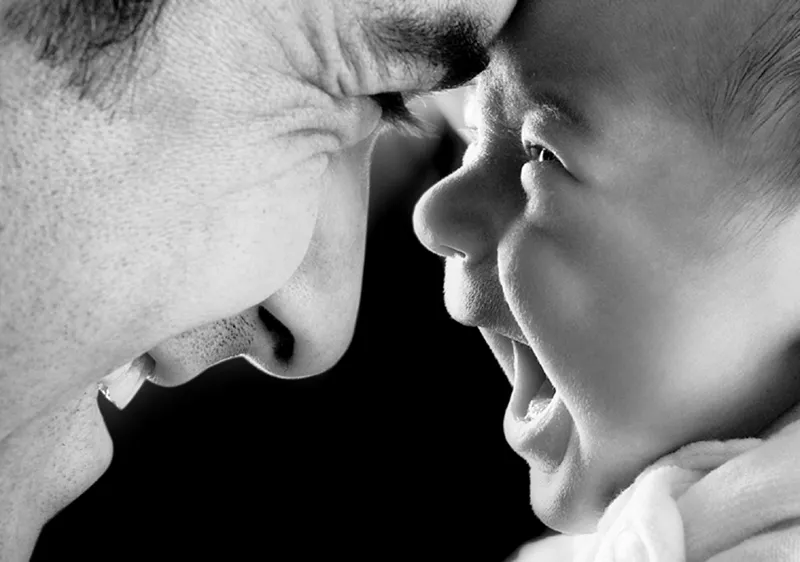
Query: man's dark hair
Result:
<box><xmin>1</xmin><ymin>0</ymin><xmax>169</xmax><ymax>107</ymax></box>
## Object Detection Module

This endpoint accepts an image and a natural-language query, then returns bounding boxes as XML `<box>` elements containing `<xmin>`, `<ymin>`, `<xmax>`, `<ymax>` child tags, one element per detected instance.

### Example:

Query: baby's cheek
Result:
<box><xmin>500</xmin><ymin>228</ymin><xmax>597</xmax><ymax>340</ymax></box>
<box><xmin>499</xmin><ymin>227</ymin><xmax>664</xmax><ymax>425</ymax></box>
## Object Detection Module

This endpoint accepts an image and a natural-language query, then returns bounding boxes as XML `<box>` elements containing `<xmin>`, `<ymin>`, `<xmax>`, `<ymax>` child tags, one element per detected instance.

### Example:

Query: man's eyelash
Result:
<box><xmin>370</xmin><ymin>92</ymin><xmax>426</xmax><ymax>136</ymax></box>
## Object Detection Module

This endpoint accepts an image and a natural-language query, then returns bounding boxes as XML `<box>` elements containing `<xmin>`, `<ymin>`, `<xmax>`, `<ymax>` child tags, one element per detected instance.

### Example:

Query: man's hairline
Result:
<box><xmin>0</xmin><ymin>0</ymin><xmax>170</xmax><ymax>112</ymax></box>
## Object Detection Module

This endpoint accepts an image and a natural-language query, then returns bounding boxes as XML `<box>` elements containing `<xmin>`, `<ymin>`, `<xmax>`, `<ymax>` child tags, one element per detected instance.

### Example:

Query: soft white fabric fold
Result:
<box><xmin>513</xmin><ymin>413</ymin><xmax>800</xmax><ymax>562</ymax></box>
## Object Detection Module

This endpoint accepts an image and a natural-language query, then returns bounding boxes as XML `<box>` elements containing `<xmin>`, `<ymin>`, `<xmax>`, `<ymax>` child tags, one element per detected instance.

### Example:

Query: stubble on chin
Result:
<box><xmin>0</xmin><ymin>383</ymin><xmax>112</xmax><ymax>560</ymax></box>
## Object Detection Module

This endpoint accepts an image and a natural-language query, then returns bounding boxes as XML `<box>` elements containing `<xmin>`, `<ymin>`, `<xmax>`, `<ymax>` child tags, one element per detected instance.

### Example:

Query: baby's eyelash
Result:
<box><xmin>455</xmin><ymin>128</ymin><xmax>563</xmax><ymax>169</ymax></box>
<box><xmin>523</xmin><ymin>142</ymin><xmax>560</xmax><ymax>165</ymax></box>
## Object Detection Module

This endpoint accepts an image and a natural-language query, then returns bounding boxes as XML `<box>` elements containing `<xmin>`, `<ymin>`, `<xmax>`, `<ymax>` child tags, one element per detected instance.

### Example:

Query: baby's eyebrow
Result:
<box><xmin>524</xmin><ymin>88</ymin><xmax>594</xmax><ymax>137</ymax></box>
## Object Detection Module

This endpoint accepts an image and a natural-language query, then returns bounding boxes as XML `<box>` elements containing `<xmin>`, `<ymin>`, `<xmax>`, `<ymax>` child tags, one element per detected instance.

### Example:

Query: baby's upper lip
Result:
<box><xmin>481</xmin><ymin>324</ymin><xmax>529</xmax><ymax>347</ymax></box>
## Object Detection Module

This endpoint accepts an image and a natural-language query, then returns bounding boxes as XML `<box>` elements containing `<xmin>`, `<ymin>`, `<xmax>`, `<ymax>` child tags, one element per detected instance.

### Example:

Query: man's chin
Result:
<box><xmin>40</xmin><ymin>384</ymin><xmax>114</xmax><ymax>515</ymax></box>
<box><xmin>1</xmin><ymin>384</ymin><xmax>113</xmax><ymax>560</ymax></box>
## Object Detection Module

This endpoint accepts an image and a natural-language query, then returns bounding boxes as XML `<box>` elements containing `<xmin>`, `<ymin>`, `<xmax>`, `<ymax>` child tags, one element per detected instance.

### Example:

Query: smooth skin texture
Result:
<box><xmin>0</xmin><ymin>0</ymin><xmax>516</xmax><ymax>558</ymax></box>
<box><xmin>415</xmin><ymin>0</ymin><xmax>800</xmax><ymax>534</ymax></box>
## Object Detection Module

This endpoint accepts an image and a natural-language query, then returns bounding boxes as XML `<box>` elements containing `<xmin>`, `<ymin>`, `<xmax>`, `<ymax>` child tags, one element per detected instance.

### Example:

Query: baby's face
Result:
<box><xmin>415</xmin><ymin>0</ymin><xmax>800</xmax><ymax>532</ymax></box>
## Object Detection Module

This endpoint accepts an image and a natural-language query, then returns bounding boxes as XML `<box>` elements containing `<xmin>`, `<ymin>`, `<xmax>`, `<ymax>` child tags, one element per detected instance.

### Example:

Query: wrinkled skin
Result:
<box><xmin>0</xmin><ymin>0</ymin><xmax>516</xmax><ymax>558</ymax></box>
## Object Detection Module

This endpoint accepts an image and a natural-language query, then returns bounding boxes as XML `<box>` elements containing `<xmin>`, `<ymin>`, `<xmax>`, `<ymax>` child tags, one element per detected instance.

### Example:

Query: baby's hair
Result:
<box><xmin>676</xmin><ymin>0</ymin><xmax>800</xmax><ymax>213</ymax></box>
<box><xmin>1</xmin><ymin>0</ymin><xmax>170</xmax><ymax>106</ymax></box>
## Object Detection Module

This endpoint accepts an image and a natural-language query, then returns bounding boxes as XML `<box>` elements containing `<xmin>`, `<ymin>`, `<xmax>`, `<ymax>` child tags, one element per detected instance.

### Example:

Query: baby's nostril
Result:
<box><xmin>258</xmin><ymin>306</ymin><xmax>295</xmax><ymax>364</ymax></box>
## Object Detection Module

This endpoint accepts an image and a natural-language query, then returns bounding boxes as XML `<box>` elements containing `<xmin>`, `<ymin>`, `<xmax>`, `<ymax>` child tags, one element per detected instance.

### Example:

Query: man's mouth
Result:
<box><xmin>97</xmin><ymin>353</ymin><xmax>156</xmax><ymax>410</ymax></box>
<box><xmin>99</xmin><ymin>304</ymin><xmax>300</xmax><ymax>410</ymax></box>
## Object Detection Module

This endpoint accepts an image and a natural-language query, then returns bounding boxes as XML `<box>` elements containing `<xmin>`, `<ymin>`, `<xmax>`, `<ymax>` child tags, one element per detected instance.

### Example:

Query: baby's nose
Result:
<box><xmin>413</xmin><ymin>167</ymin><xmax>496</xmax><ymax>263</ymax></box>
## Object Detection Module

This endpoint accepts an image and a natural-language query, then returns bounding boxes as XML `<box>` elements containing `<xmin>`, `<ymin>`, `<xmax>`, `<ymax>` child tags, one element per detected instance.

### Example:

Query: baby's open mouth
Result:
<box><xmin>502</xmin><ymin>339</ymin><xmax>571</xmax><ymax>468</ymax></box>
<box><xmin>509</xmin><ymin>340</ymin><xmax>555</xmax><ymax>422</ymax></box>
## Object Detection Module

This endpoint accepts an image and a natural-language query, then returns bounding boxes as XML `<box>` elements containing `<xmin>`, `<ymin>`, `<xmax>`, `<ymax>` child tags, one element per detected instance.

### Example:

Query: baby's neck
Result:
<box><xmin>758</xmin><ymin>399</ymin><xmax>800</xmax><ymax>440</ymax></box>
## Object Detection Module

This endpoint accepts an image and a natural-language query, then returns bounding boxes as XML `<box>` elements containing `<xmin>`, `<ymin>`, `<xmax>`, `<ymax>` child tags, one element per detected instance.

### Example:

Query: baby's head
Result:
<box><xmin>414</xmin><ymin>0</ymin><xmax>800</xmax><ymax>533</ymax></box>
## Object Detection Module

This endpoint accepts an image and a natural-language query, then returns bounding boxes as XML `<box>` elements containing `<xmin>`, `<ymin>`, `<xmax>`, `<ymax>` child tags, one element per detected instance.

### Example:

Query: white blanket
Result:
<box><xmin>514</xmin><ymin>412</ymin><xmax>800</xmax><ymax>562</ymax></box>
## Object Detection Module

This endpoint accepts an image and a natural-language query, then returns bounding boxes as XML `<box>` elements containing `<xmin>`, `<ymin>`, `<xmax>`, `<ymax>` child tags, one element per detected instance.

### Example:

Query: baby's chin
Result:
<box><xmin>526</xmin><ymin>440</ymin><xmax>632</xmax><ymax>535</ymax></box>
<box><xmin>528</xmin><ymin>469</ymin><xmax>606</xmax><ymax>535</ymax></box>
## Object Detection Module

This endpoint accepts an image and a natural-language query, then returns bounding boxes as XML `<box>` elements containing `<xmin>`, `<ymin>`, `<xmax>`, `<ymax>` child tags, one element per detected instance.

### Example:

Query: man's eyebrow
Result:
<box><xmin>365</xmin><ymin>12</ymin><xmax>491</xmax><ymax>92</ymax></box>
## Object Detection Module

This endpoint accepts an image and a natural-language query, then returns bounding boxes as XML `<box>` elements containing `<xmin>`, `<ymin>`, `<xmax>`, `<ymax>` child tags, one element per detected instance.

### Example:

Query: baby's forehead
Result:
<box><xmin>499</xmin><ymin>2</ymin><xmax>746</xmax><ymax>83</ymax></box>
<box><xmin>481</xmin><ymin>0</ymin><xmax>800</xmax><ymax>212</ymax></box>
<box><xmin>486</xmin><ymin>0</ymin><xmax>787</xmax><ymax>137</ymax></box>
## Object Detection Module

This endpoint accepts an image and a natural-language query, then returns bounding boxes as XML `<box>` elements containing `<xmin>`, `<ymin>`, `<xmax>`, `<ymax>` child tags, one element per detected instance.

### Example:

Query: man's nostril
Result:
<box><xmin>258</xmin><ymin>306</ymin><xmax>295</xmax><ymax>364</ymax></box>
<box><xmin>439</xmin><ymin>245</ymin><xmax>467</xmax><ymax>260</ymax></box>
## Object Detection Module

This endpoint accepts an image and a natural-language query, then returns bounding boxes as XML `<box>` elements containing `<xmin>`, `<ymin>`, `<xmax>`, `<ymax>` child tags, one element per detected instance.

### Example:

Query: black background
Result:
<box><xmin>31</xmin><ymin>125</ymin><xmax>546</xmax><ymax>561</ymax></box>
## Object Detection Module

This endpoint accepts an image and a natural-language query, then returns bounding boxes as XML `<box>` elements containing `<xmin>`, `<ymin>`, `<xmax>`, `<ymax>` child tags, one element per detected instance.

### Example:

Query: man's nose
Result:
<box><xmin>252</xmin><ymin>138</ymin><xmax>373</xmax><ymax>379</ymax></box>
<box><xmin>413</xmin><ymin>165</ymin><xmax>498</xmax><ymax>264</ymax></box>
<box><xmin>257</xmin><ymin>218</ymin><xmax>366</xmax><ymax>378</ymax></box>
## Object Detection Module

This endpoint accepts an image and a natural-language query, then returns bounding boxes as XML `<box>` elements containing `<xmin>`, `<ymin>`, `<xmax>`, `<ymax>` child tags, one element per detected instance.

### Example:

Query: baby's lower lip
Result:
<box><xmin>504</xmin><ymin>392</ymin><xmax>570</xmax><ymax>470</ymax></box>
<box><xmin>503</xmin><ymin>341</ymin><xmax>571</xmax><ymax>470</ymax></box>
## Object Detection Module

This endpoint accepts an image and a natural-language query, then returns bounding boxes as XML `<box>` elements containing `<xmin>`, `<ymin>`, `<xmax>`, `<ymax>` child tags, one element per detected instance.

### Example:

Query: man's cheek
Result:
<box><xmin>291</xmin><ymin>140</ymin><xmax>374</xmax><ymax>295</ymax></box>
<box><xmin>160</xmin><ymin>178</ymin><xmax>323</xmax><ymax>330</ymax></box>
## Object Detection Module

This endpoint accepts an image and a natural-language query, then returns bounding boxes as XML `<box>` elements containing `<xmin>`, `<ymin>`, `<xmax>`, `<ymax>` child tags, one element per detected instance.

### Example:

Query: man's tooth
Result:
<box><xmin>97</xmin><ymin>356</ymin><xmax>151</xmax><ymax>410</ymax></box>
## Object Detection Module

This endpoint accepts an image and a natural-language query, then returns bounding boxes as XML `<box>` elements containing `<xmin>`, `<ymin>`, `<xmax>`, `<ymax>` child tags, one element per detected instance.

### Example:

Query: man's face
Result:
<box><xmin>0</xmin><ymin>0</ymin><xmax>516</xmax><ymax>527</ymax></box>
<box><xmin>415</xmin><ymin>0</ymin><xmax>800</xmax><ymax>533</ymax></box>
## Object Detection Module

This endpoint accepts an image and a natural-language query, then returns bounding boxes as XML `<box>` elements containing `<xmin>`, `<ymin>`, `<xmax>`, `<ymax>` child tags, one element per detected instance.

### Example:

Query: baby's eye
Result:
<box><xmin>524</xmin><ymin>142</ymin><xmax>560</xmax><ymax>164</ymax></box>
